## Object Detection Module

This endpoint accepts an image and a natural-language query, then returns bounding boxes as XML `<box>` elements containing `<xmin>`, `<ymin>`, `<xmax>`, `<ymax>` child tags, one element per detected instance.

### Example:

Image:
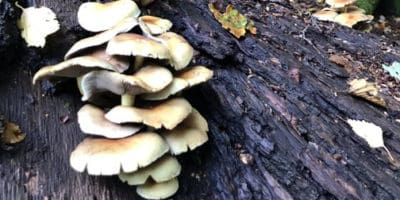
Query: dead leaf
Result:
<box><xmin>348</xmin><ymin>79</ymin><xmax>386</xmax><ymax>107</ymax></box>
<box><xmin>347</xmin><ymin>119</ymin><xmax>393</xmax><ymax>161</ymax></box>
<box><xmin>2</xmin><ymin>122</ymin><xmax>26</xmax><ymax>144</ymax></box>
<box><xmin>209</xmin><ymin>3</ymin><xmax>256</xmax><ymax>38</ymax></box>
<box><xmin>16</xmin><ymin>2</ymin><xmax>60</xmax><ymax>48</ymax></box>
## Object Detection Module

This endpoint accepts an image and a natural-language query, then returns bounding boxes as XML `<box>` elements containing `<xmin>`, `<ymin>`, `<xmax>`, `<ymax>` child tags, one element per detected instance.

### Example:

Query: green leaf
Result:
<box><xmin>382</xmin><ymin>61</ymin><xmax>400</xmax><ymax>80</ymax></box>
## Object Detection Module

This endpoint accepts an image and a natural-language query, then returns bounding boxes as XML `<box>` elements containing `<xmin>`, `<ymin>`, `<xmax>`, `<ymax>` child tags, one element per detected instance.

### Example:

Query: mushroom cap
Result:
<box><xmin>65</xmin><ymin>17</ymin><xmax>138</xmax><ymax>59</ymax></box>
<box><xmin>77</xmin><ymin>104</ymin><xmax>141</xmax><ymax>138</ymax></box>
<box><xmin>163</xmin><ymin>129</ymin><xmax>208</xmax><ymax>155</ymax></box>
<box><xmin>106</xmin><ymin>33</ymin><xmax>170</xmax><ymax>59</ymax></box>
<box><xmin>136</xmin><ymin>178</ymin><xmax>179</xmax><ymax>200</ymax></box>
<box><xmin>70</xmin><ymin>132</ymin><xmax>169</xmax><ymax>175</ymax></box>
<box><xmin>157</xmin><ymin>32</ymin><xmax>194</xmax><ymax>70</ymax></box>
<box><xmin>77</xmin><ymin>0</ymin><xmax>140</xmax><ymax>32</ymax></box>
<box><xmin>181</xmin><ymin>108</ymin><xmax>209</xmax><ymax>132</ymax></box>
<box><xmin>177</xmin><ymin>66</ymin><xmax>213</xmax><ymax>86</ymax></box>
<box><xmin>105</xmin><ymin>98</ymin><xmax>193</xmax><ymax>130</ymax></box>
<box><xmin>33</xmin><ymin>56</ymin><xmax>122</xmax><ymax>85</ymax></box>
<box><xmin>80</xmin><ymin>65</ymin><xmax>173</xmax><ymax>101</ymax></box>
<box><xmin>142</xmin><ymin>66</ymin><xmax>213</xmax><ymax>100</ymax></box>
<box><xmin>85</xmin><ymin>48</ymin><xmax>131</xmax><ymax>73</ymax></box>
<box><xmin>141</xmin><ymin>78</ymin><xmax>189</xmax><ymax>100</ymax></box>
<box><xmin>312</xmin><ymin>8</ymin><xmax>338</xmax><ymax>22</ymax></box>
<box><xmin>326</xmin><ymin>0</ymin><xmax>356</xmax><ymax>8</ymax></box>
<box><xmin>334</xmin><ymin>13</ymin><xmax>373</xmax><ymax>28</ymax></box>
<box><xmin>162</xmin><ymin>109</ymin><xmax>209</xmax><ymax>155</ymax></box>
<box><xmin>139</xmin><ymin>15</ymin><xmax>173</xmax><ymax>35</ymax></box>
<box><xmin>119</xmin><ymin>155</ymin><xmax>181</xmax><ymax>185</ymax></box>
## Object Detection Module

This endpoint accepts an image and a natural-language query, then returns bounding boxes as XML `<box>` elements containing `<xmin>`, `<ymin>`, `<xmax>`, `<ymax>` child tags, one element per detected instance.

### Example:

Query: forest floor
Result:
<box><xmin>289</xmin><ymin>0</ymin><xmax>400</xmax><ymax>114</ymax></box>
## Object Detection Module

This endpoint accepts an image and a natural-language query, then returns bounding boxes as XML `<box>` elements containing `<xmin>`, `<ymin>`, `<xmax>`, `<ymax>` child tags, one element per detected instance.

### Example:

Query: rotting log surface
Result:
<box><xmin>1</xmin><ymin>0</ymin><xmax>400</xmax><ymax>199</ymax></box>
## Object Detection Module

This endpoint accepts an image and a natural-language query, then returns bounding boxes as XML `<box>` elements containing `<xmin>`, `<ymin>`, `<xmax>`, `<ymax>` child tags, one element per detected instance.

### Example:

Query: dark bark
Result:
<box><xmin>1</xmin><ymin>0</ymin><xmax>400</xmax><ymax>200</ymax></box>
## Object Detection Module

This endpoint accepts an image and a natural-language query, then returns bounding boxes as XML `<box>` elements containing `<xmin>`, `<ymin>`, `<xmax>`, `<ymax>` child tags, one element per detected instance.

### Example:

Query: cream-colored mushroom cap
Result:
<box><xmin>142</xmin><ymin>66</ymin><xmax>213</xmax><ymax>100</ymax></box>
<box><xmin>136</xmin><ymin>178</ymin><xmax>179</xmax><ymax>200</ymax></box>
<box><xmin>65</xmin><ymin>17</ymin><xmax>138</xmax><ymax>59</ymax></box>
<box><xmin>106</xmin><ymin>33</ymin><xmax>169</xmax><ymax>59</ymax></box>
<box><xmin>177</xmin><ymin>66</ymin><xmax>214</xmax><ymax>86</ymax></box>
<box><xmin>139</xmin><ymin>16</ymin><xmax>173</xmax><ymax>35</ymax></box>
<box><xmin>181</xmin><ymin>108</ymin><xmax>209</xmax><ymax>132</ymax></box>
<box><xmin>105</xmin><ymin>98</ymin><xmax>192</xmax><ymax>130</ymax></box>
<box><xmin>77</xmin><ymin>104</ymin><xmax>141</xmax><ymax>138</ymax></box>
<box><xmin>157</xmin><ymin>32</ymin><xmax>194</xmax><ymax>70</ymax></box>
<box><xmin>85</xmin><ymin>48</ymin><xmax>130</xmax><ymax>73</ymax></box>
<box><xmin>162</xmin><ymin>109</ymin><xmax>209</xmax><ymax>155</ymax></box>
<box><xmin>326</xmin><ymin>0</ymin><xmax>356</xmax><ymax>8</ymax></box>
<box><xmin>312</xmin><ymin>8</ymin><xmax>338</xmax><ymax>22</ymax></box>
<box><xmin>80</xmin><ymin>65</ymin><xmax>173</xmax><ymax>101</ymax></box>
<box><xmin>119</xmin><ymin>155</ymin><xmax>181</xmax><ymax>185</ymax></box>
<box><xmin>77</xmin><ymin>0</ymin><xmax>140</xmax><ymax>32</ymax></box>
<box><xmin>70</xmin><ymin>132</ymin><xmax>169</xmax><ymax>175</ymax></box>
<box><xmin>32</xmin><ymin>56</ymin><xmax>122</xmax><ymax>85</ymax></box>
<box><xmin>334</xmin><ymin>13</ymin><xmax>373</xmax><ymax>28</ymax></box>
<box><xmin>141</xmin><ymin>78</ymin><xmax>188</xmax><ymax>100</ymax></box>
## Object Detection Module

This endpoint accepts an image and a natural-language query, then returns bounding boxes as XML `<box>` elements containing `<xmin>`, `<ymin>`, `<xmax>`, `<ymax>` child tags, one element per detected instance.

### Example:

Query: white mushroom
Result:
<box><xmin>80</xmin><ymin>65</ymin><xmax>173</xmax><ymax>101</ymax></box>
<box><xmin>77</xmin><ymin>104</ymin><xmax>141</xmax><ymax>138</ymax></box>
<box><xmin>105</xmin><ymin>98</ymin><xmax>193</xmax><ymax>130</ymax></box>
<box><xmin>106</xmin><ymin>33</ymin><xmax>170</xmax><ymax>60</ymax></box>
<box><xmin>33</xmin><ymin>56</ymin><xmax>125</xmax><ymax>84</ymax></box>
<box><xmin>119</xmin><ymin>155</ymin><xmax>181</xmax><ymax>185</ymax></box>
<box><xmin>139</xmin><ymin>15</ymin><xmax>173</xmax><ymax>35</ymax></box>
<box><xmin>162</xmin><ymin>109</ymin><xmax>209</xmax><ymax>155</ymax></box>
<box><xmin>77</xmin><ymin>0</ymin><xmax>140</xmax><ymax>32</ymax></box>
<box><xmin>142</xmin><ymin>66</ymin><xmax>213</xmax><ymax>100</ymax></box>
<box><xmin>157</xmin><ymin>32</ymin><xmax>194</xmax><ymax>70</ymax></box>
<box><xmin>136</xmin><ymin>178</ymin><xmax>179</xmax><ymax>200</ymax></box>
<box><xmin>70</xmin><ymin>132</ymin><xmax>169</xmax><ymax>175</ymax></box>
<box><xmin>65</xmin><ymin>17</ymin><xmax>138</xmax><ymax>59</ymax></box>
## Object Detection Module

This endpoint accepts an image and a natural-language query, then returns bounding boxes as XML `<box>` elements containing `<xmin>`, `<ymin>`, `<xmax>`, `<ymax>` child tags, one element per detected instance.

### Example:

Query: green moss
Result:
<box><xmin>356</xmin><ymin>0</ymin><xmax>380</xmax><ymax>14</ymax></box>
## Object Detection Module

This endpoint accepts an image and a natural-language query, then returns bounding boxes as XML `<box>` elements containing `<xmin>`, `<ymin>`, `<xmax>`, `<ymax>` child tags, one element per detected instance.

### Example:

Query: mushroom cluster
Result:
<box><xmin>32</xmin><ymin>0</ymin><xmax>213</xmax><ymax>199</ymax></box>
<box><xmin>312</xmin><ymin>0</ymin><xmax>374</xmax><ymax>28</ymax></box>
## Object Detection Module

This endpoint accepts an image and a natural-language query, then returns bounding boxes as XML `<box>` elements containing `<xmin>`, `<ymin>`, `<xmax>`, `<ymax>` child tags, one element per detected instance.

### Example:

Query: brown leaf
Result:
<box><xmin>1</xmin><ymin>121</ymin><xmax>26</xmax><ymax>145</ymax></box>
<box><xmin>348</xmin><ymin>79</ymin><xmax>386</xmax><ymax>107</ymax></box>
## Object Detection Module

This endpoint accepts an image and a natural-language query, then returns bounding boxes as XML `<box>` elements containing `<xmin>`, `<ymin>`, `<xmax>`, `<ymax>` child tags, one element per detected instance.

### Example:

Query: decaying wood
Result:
<box><xmin>1</xmin><ymin>0</ymin><xmax>400</xmax><ymax>199</ymax></box>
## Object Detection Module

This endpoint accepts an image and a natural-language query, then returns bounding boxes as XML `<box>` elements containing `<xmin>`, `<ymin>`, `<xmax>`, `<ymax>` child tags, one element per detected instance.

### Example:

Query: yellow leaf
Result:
<box><xmin>348</xmin><ymin>79</ymin><xmax>386</xmax><ymax>107</ymax></box>
<box><xmin>209</xmin><ymin>3</ymin><xmax>256</xmax><ymax>38</ymax></box>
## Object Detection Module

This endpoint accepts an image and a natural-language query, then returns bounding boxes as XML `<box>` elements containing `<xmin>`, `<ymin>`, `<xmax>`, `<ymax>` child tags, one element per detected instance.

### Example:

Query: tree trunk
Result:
<box><xmin>1</xmin><ymin>0</ymin><xmax>400</xmax><ymax>199</ymax></box>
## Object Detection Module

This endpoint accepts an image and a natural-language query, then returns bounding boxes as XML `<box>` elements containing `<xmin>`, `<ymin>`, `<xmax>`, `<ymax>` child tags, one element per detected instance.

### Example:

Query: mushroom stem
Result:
<box><xmin>77</xmin><ymin>77</ymin><xmax>84</xmax><ymax>95</ymax></box>
<box><xmin>139</xmin><ymin>22</ymin><xmax>164</xmax><ymax>43</ymax></box>
<box><xmin>134</xmin><ymin>56</ymin><xmax>145</xmax><ymax>70</ymax></box>
<box><xmin>121</xmin><ymin>94</ymin><xmax>136</xmax><ymax>106</ymax></box>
